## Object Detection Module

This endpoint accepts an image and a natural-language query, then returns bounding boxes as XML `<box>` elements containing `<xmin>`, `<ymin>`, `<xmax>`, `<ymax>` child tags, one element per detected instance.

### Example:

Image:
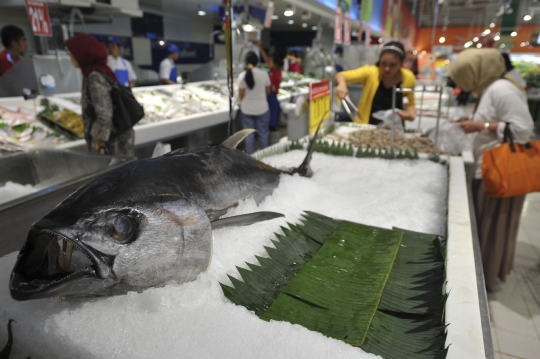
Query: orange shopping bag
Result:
<box><xmin>482</xmin><ymin>123</ymin><xmax>540</xmax><ymax>197</ymax></box>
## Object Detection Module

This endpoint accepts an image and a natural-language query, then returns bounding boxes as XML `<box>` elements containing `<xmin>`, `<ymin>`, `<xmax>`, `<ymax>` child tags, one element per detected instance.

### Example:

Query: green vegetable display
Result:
<box><xmin>221</xmin><ymin>212</ymin><xmax>447</xmax><ymax>359</ymax></box>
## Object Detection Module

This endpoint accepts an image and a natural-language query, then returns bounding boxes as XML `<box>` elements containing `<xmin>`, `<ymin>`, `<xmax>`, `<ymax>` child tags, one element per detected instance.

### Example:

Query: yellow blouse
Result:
<box><xmin>341</xmin><ymin>65</ymin><xmax>416</xmax><ymax>124</ymax></box>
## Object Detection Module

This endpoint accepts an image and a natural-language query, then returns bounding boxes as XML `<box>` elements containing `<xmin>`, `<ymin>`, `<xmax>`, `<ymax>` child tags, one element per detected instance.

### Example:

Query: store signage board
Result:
<box><xmin>25</xmin><ymin>0</ymin><xmax>52</xmax><ymax>37</ymax></box>
<box><xmin>309</xmin><ymin>79</ymin><xmax>332</xmax><ymax>134</ymax></box>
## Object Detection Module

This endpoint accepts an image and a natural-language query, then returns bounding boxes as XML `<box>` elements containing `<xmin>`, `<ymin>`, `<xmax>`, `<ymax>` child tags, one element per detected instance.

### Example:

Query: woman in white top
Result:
<box><xmin>238</xmin><ymin>51</ymin><xmax>271</xmax><ymax>154</ymax></box>
<box><xmin>447</xmin><ymin>49</ymin><xmax>534</xmax><ymax>289</ymax></box>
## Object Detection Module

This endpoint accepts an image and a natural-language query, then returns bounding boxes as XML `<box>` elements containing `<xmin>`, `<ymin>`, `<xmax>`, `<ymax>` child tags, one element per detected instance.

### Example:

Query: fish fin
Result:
<box><xmin>211</xmin><ymin>211</ymin><xmax>284</xmax><ymax>230</ymax></box>
<box><xmin>292</xmin><ymin>118</ymin><xmax>325</xmax><ymax>177</ymax></box>
<box><xmin>221</xmin><ymin>129</ymin><xmax>256</xmax><ymax>149</ymax></box>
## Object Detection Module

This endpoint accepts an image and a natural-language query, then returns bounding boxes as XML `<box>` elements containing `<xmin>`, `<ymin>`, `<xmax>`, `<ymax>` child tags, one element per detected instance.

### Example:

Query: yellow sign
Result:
<box><xmin>309</xmin><ymin>79</ymin><xmax>332</xmax><ymax>134</ymax></box>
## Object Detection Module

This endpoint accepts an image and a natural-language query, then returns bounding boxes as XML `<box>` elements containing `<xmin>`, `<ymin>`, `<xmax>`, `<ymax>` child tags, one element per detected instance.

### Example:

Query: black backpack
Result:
<box><xmin>98</xmin><ymin>72</ymin><xmax>145</xmax><ymax>137</ymax></box>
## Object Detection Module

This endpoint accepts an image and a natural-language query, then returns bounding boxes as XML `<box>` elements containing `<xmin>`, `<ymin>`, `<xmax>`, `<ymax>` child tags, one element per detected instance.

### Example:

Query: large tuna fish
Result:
<box><xmin>9</xmin><ymin>130</ymin><xmax>317</xmax><ymax>300</ymax></box>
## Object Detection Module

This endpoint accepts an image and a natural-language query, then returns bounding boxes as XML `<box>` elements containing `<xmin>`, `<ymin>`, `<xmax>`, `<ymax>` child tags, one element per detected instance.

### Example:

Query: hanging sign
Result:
<box><xmin>264</xmin><ymin>1</ymin><xmax>274</xmax><ymax>28</ymax></box>
<box><xmin>334</xmin><ymin>8</ymin><xmax>343</xmax><ymax>44</ymax></box>
<box><xmin>25</xmin><ymin>0</ymin><xmax>52</xmax><ymax>37</ymax></box>
<box><xmin>343</xmin><ymin>12</ymin><xmax>351</xmax><ymax>45</ymax></box>
<box><xmin>309</xmin><ymin>78</ymin><xmax>332</xmax><ymax>134</ymax></box>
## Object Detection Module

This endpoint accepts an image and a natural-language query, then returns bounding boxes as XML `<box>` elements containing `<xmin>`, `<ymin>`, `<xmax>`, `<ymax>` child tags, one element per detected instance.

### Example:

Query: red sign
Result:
<box><xmin>25</xmin><ymin>0</ymin><xmax>52</xmax><ymax>37</ymax></box>
<box><xmin>343</xmin><ymin>12</ymin><xmax>351</xmax><ymax>45</ymax></box>
<box><xmin>334</xmin><ymin>8</ymin><xmax>343</xmax><ymax>44</ymax></box>
<box><xmin>309</xmin><ymin>78</ymin><xmax>331</xmax><ymax>101</ymax></box>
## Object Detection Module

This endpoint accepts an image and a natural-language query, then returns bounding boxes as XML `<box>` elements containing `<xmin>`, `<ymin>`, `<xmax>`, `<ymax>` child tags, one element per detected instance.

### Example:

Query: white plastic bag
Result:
<box><xmin>372</xmin><ymin>109</ymin><xmax>404</xmax><ymax>132</ymax></box>
<box><xmin>429</xmin><ymin>121</ymin><xmax>472</xmax><ymax>155</ymax></box>
<box><xmin>152</xmin><ymin>141</ymin><xmax>172</xmax><ymax>158</ymax></box>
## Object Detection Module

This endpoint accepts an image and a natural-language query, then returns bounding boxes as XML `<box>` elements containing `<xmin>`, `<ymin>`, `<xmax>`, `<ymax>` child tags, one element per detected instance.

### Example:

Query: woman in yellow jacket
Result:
<box><xmin>335</xmin><ymin>41</ymin><xmax>416</xmax><ymax>125</ymax></box>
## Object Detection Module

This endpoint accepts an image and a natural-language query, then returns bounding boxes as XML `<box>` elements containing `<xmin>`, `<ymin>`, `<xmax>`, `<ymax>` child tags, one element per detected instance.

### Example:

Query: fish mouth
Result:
<box><xmin>10</xmin><ymin>228</ymin><xmax>114</xmax><ymax>301</ymax></box>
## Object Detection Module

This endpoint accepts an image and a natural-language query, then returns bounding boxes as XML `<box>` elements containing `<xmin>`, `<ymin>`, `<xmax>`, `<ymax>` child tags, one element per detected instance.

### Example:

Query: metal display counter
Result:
<box><xmin>0</xmin><ymin>150</ymin><xmax>133</xmax><ymax>257</ymax></box>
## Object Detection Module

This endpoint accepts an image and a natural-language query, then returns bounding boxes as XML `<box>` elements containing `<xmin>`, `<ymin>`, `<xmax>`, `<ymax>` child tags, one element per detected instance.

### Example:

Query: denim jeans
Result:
<box><xmin>241</xmin><ymin>110</ymin><xmax>270</xmax><ymax>154</ymax></box>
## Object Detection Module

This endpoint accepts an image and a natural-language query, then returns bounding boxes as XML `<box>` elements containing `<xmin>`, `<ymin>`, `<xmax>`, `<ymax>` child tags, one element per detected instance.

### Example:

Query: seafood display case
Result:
<box><xmin>0</xmin><ymin>149</ymin><xmax>134</xmax><ymax>257</ymax></box>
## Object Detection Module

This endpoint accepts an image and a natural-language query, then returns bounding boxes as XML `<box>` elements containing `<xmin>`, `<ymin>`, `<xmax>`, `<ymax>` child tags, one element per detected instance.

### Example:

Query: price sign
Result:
<box><xmin>309</xmin><ymin>78</ymin><xmax>332</xmax><ymax>134</ymax></box>
<box><xmin>25</xmin><ymin>0</ymin><xmax>52</xmax><ymax>37</ymax></box>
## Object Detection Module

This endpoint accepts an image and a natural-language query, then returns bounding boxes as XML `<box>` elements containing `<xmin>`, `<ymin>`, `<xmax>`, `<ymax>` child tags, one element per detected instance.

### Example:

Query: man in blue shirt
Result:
<box><xmin>106</xmin><ymin>36</ymin><xmax>137</xmax><ymax>87</ymax></box>
<box><xmin>159</xmin><ymin>44</ymin><xmax>180</xmax><ymax>84</ymax></box>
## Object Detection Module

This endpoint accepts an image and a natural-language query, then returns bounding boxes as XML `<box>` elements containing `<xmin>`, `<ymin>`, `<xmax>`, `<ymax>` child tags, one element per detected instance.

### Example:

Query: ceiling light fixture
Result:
<box><xmin>243</xmin><ymin>24</ymin><xmax>254</xmax><ymax>32</ymax></box>
<box><xmin>378</xmin><ymin>38</ymin><xmax>383</xmax><ymax>43</ymax></box>
<box><xmin>524</xmin><ymin>14</ymin><xmax>532</xmax><ymax>21</ymax></box>
<box><xmin>482</xmin><ymin>29</ymin><xmax>491</xmax><ymax>35</ymax></box>
<box><xmin>520</xmin><ymin>42</ymin><xmax>526</xmax><ymax>47</ymax></box>
<box><xmin>284</xmin><ymin>6</ymin><xmax>294</xmax><ymax>17</ymax></box>
<box><xmin>159</xmin><ymin>40</ymin><xmax>165</xmax><ymax>46</ymax></box>
<box><xmin>473</xmin><ymin>37</ymin><xmax>479</xmax><ymax>42</ymax></box>
<box><xmin>439</xmin><ymin>36</ymin><xmax>445</xmax><ymax>43</ymax></box>
<box><xmin>500</xmin><ymin>43</ymin><xmax>506</xmax><ymax>48</ymax></box>
<box><xmin>272</xmin><ymin>15</ymin><xmax>279</xmax><ymax>20</ymax></box>
<box><xmin>288</xmin><ymin>20</ymin><xmax>294</xmax><ymax>24</ymax></box>
<box><xmin>464</xmin><ymin>42</ymin><xmax>472</xmax><ymax>48</ymax></box>
<box><xmin>198</xmin><ymin>10</ymin><xmax>206</xmax><ymax>16</ymax></box>
<box><xmin>511</xmin><ymin>31</ymin><xmax>517</xmax><ymax>37</ymax></box>
<box><xmin>302</xmin><ymin>23</ymin><xmax>307</xmax><ymax>28</ymax></box>
<box><xmin>494</xmin><ymin>35</ymin><xmax>500</xmax><ymax>41</ymax></box>
<box><xmin>476</xmin><ymin>43</ymin><xmax>482</xmax><ymax>48</ymax></box>
<box><xmin>312</xmin><ymin>26</ymin><xmax>318</xmax><ymax>30</ymax></box>
<box><xmin>490</xmin><ymin>22</ymin><xmax>495</xmax><ymax>28</ymax></box>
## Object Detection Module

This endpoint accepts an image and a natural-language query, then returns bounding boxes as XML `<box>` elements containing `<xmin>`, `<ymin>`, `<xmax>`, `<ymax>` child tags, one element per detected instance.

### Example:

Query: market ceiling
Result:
<box><xmin>403</xmin><ymin>0</ymin><xmax>540</xmax><ymax>28</ymax></box>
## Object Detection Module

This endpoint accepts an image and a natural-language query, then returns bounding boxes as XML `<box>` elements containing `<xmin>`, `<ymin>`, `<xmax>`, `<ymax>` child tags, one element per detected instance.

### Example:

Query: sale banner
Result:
<box><xmin>25</xmin><ymin>0</ymin><xmax>52</xmax><ymax>37</ymax></box>
<box><xmin>343</xmin><ymin>12</ymin><xmax>351</xmax><ymax>45</ymax></box>
<box><xmin>264</xmin><ymin>1</ymin><xmax>274</xmax><ymax>28</ymax></box>
<box><xmin>309</xmin><ymin>78</ymin><xmax>332</xmax><ymax>134</ymax></box>
<box><xmin>334</xmin><ymin>8</ymin><xmax>343</xmax><ymax>44</ymax></box>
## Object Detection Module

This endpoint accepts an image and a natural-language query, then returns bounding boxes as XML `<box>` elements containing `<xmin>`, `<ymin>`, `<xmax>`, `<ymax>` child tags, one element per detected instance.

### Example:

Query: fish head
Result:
<box><xmin>10</xmin><ymin>191</ymin><xmax>213</xmax><ymax>301</ymax></box>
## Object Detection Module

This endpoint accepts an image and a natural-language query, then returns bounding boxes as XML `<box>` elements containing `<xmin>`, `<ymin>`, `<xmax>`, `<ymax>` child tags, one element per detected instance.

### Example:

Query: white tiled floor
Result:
<box><xmin>488</xmin><ymin>192</ymin><xmax>540</xmax><ymax>359</ymax></box>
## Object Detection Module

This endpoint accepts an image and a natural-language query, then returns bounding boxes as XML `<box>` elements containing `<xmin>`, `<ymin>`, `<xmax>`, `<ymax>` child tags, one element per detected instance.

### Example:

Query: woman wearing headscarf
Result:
<box><xmin>238</xmin><ymin>51</ymin><xmax>271</xmax><ymax>154</ymax></box>
<box><xmin>447</xmin><ymin>49</ymin><xmax>534</xmax><ymax>289</ymax></box>
<box><xmin>65</xmin><ymin>34</ymin><xmax>134</xmax><ymax>157</ymax></box>
<box><xmin>335</xmin><ymin>41</ymin><xmax>416</xmax><ymax>125</ymax></box>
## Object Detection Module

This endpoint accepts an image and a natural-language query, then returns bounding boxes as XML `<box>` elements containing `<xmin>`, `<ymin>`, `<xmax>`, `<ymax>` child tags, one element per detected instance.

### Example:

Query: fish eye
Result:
<box><xmin>113</xmin><ymin>215</ymin><xmax>134</xmax><ymax>243</ymax></box>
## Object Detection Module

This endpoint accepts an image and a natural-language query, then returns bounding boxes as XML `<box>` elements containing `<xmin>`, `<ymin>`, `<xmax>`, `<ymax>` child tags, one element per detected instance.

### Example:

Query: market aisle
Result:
<box><xmin>488</xmin><ymin>192</ymin><xmax>540</xmax><ymax>359</ymax></box>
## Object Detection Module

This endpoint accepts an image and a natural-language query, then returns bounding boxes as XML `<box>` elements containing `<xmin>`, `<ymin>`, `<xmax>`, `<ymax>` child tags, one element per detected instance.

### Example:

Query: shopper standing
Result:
<box><xmin>334</xmin><ymin>41</ymin><xmax>416</xmax><ymax>125</ymax></box>
<box><xmin>106</xmin><ymin>36</ymin><xmax>137</xmax><ymax>88</ymax></box>
<box><xmin>0</xmin><ymin>25</ymin><xmax>27</xmax><ymax>77</ymax></box>
<box><xmin>65</xmin><ymin>34</ymin><xmax>134</xmax><ymax>157</ymax></box>
<box><xmin>257</xmin><ymin>41</ymin><xmax>283</xmax><ymax>131</ymax></box>
<box><xmin>238</xmin><ymin>51</ymin><xmax>271</xmax><ymax>154</ymax></box>
<box><xmin>159</xmin><ymin>44</ymin><xmax>180</xmax><ymax>84</ymax></box>
<box><xmin>334</xmin><ymin>46</ymin><xmax>349</xmax><ymax>72</ymax></box>
<box><xmin>287</xmin><ymin>50</ymin><xmax>301</xmax><ymax>74</ymax></box>
<box><xmin>447</xmin><ymin>49</ymin><xmax>534</xmax><ymax>289</ymax></box>
<box><xmin>501</xmin><ymin>52</ymin><xmax>527</xmax><ymax>89</ymax></box>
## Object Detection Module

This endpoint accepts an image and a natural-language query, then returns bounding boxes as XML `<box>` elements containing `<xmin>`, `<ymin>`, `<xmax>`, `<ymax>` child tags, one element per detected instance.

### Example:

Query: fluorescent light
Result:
<box><xmin>490</xmin><ymin>23</ymin><xmax>495</xmax><ymax>28</ymax></box>
<box><xmin>439</xmin><ymin>36</ymin><xmax>445</xmax><ymax>43</ymax></box>
<box><xmin>272</xmin><ymin>15</ymin><xmax>278</xmax><ymax>20</ymax></box>
<box><xmin>312</xmin><ymin>26</ymin><xmax>318</xmax><ymax>30</ymax></box>
<box><xmin>159</xmin><ymin>40</ymin><xmax>165</xmax><ymax>46</ymax></box>
<box><xmin>302</xmin><ymin>23</ymin><xmax>307</xmax><ymax>28</ymax></box>
<box><xmin>288</xmin><ymin>20</ymin><xmax>294</xmax><ymax>24</ymax></box>
<box><xmin>511</xmin><ymin>31</ymin><xmax>517</xmax><ymax>37</ymax></box>
<box><xmin>524</xmin><ymin>14</ymin><xmax>532</xmax><ymax>21</ymax></box>
<box><xmin>284</xmin><ymin>6</ymin><xmax>294</xmax><ymax>17</ymax></box>
<box><xmin>243</xmin><ymin>24</ymin><xmax>254</xmax><ymax>32</ymax></box>
<box><xmin>476</xmin><ymin>43</ymin><xmax>482</xmax><ymax>48</ymax></box>
<box><xmin>494</xmin><ymin>35</ymin><xmax>500</xmax><ymax>41</ymax></box>
<box><xmin>198</xmin><ymin>10</ymin><xmax>206</xmax><ymax>16</ymax></box>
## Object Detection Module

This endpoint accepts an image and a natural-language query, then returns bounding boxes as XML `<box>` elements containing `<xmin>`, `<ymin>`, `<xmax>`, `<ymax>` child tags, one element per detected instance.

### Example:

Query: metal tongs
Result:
<box><xmin>341</xmin><ymin>97</ymin><xmax>363</xmax><ymax>122</ymax></box>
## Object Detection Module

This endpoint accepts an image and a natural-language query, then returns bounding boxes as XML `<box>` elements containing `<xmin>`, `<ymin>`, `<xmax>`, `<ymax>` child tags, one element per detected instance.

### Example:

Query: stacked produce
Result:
<box><xmin>134</xmin><ymin>89</ymin><xmax>222</xmax><ymax>124</ymax></box>
<box><xmin>0</xmin><ymin>105</ymin><xmax>70</xmax><ymax>152</ymax></box>
<box><xmin>325</xmin><ymin>127</ymin><xmax>435</xmax><ymax>154</ymax></box>
<box><xmin>38</xmin><ymin>105</ymin><xmax>84</xmax><ymax>139</ymax></box>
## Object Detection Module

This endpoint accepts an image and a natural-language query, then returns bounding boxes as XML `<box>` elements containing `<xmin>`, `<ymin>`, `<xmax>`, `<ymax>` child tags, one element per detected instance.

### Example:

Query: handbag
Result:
<box><xmin>482</xmin><ymin>122</ymin><xmax>540</xmax><ymax>197</ymax></box>
<box><xmin>99</xmin><ymin>72</ymin><xmax>145</xmax><ymax>137</ymax></box>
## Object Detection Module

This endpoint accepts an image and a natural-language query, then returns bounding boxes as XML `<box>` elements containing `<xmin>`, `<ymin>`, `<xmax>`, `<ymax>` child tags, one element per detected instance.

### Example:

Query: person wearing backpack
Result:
<box><xmin>65</xmin><ymin>34</ymin><xmax>135</xmax><ymax>157</ymax></box>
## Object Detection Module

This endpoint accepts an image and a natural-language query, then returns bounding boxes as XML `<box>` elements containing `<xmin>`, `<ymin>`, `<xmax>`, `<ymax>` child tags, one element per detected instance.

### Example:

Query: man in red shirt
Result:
<box><xmin>0</xmin><ymin>25</ymin><xmax>27</xmax><ymax>76</ymax></box>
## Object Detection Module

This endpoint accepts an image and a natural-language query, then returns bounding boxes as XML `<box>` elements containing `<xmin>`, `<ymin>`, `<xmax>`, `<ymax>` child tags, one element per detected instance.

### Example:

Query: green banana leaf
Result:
<box><xmin>220</xmin><ymin>212</ymin><xmax>447</xmax><ymax>359</ymax></box>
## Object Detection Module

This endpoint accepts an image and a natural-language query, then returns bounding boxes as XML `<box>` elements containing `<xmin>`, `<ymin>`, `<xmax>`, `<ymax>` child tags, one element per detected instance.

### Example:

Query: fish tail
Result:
<box><xmin>293</xmin><ymin>111</ymin><xmax>327</xmax><ymax>177</ymax></box>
